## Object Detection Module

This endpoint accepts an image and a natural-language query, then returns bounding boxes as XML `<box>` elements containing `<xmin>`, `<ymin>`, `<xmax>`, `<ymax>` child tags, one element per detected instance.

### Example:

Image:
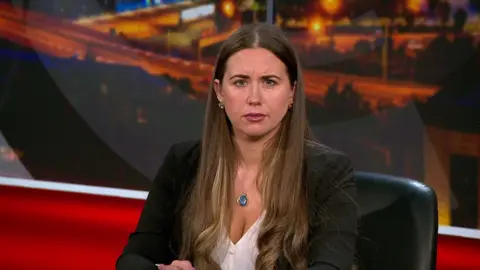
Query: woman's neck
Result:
<box><xmin>234</xmin><ymin>137</ymin><xmax>264</xmax><ymax>168</ymax></box>
<box><xmin>233</xmin><ymin>125</ymin><xmax>281</xmax><ymax>168</ymax></box>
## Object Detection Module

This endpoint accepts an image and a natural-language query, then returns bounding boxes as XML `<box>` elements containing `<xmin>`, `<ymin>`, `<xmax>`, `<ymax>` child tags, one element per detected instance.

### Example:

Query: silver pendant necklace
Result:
<box><xmin>236</xmin><ymin>193</ymin><xmax>248</xmax><ymax>207</ymax></box>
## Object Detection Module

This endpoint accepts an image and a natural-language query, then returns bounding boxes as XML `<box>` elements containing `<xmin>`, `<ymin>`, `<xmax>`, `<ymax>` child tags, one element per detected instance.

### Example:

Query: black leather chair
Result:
<box><xmin>354</xmin><ymin>172</ymin><xmax>438</xmax><ymax>270</ymax></box>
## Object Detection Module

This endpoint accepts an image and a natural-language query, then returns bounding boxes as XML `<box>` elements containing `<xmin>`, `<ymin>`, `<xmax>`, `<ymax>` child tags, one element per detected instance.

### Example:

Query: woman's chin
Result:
<box><xmin>238</xmin><ymin>128</ymin><xmax>275</xmax><ymax>141</ymax></box>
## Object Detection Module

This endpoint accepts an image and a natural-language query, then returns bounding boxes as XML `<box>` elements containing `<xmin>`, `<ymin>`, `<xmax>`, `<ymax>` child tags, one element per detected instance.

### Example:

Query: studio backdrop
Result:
<box><xmin>0</xmin><ymin>0</ymin><xmax>479</xmax><ymax>232</ymax></box>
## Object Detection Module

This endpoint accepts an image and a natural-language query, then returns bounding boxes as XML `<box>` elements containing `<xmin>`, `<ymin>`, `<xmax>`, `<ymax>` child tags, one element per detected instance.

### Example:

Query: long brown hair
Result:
<box><xmin>180</xmin><ymin>23</ymin><xmax>312</xmax><ymax>269</ymax></box>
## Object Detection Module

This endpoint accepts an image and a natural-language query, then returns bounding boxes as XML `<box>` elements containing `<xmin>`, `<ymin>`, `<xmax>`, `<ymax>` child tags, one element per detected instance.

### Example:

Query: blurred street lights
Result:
<box><xmin>309</xmin><ymin>17</ymin><xmax>325</xmax><ymax>35</ymax></box>
<box><xmin>407</xmin><ymin>0</ymin><xmax>422</xmax><ymax>13</ymax></box>
<box><xmin>222</xmin><ymin>1</ymin><xmax>236</xmax><ymax>18</ymax></box>
<box><xmin>321</xmin><ymin>0</ymin><xmax>341</xmax><ymax>16</ymax></box>
<box><xmin>313</xmin><ymin>0</ymin><xmax>343</xmax><ymax>47</ymax></box>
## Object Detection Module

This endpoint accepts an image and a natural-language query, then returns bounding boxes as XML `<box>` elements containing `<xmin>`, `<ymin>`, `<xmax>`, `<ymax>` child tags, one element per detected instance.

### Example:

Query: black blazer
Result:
<box><xmin>116</xmin><ymin>140</ymin><xmax>358</xmax><ymax>270</ymax></box>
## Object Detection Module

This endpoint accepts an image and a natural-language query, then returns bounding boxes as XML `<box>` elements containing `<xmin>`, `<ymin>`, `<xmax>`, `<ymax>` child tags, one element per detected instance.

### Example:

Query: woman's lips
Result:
<box><xmin>244</xmin><ymin>113</ymin><xmax>266</xmax><ymax>122</ymax></box>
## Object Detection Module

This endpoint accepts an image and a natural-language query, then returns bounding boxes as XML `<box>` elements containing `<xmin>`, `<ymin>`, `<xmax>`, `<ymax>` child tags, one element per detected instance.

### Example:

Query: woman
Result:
<box><xmin>116</xmin><ymin>23</ymin><xmax>357</xmax><ymax>270</ymax></box>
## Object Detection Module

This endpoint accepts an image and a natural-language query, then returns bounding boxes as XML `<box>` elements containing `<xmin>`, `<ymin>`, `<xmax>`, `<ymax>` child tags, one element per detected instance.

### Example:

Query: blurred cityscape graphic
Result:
<box><xmin>0</xmin><ymin>0</ymin><xmax>479</xmax><ymax>229</ymax></box>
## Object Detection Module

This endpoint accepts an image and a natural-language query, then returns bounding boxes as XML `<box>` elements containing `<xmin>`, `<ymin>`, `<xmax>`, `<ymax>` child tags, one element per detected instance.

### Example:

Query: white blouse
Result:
<box><xmin>212</xmin><ymin>213</ymin><xmax>265</xmax><ymax>270</ymax></box>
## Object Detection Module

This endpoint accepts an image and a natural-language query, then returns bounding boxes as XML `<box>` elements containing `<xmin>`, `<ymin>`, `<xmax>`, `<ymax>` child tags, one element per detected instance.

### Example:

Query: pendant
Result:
<box><xmin>237</xmin><ymin>193</ymin><xmax>248</xmax><ymax>207</ymax></box>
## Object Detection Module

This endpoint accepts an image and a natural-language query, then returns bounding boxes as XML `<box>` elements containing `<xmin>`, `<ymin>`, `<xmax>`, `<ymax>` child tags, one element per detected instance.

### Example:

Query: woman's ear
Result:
<box><xmin>290</xmin><ymin>81</ymin><xmax>297</xmax><ymax>99</ymax></box>
<box><xmin>213</xmin><ymin>79</ymin><xmax>223</xmax><ymax>103</ymax></box>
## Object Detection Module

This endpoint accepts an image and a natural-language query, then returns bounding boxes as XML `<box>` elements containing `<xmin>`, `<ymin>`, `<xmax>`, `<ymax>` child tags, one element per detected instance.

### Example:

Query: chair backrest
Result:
<box><xmin>354</xmin><ymin>172</ymin><xmax>438</xmax><ymax>270</ymax></box>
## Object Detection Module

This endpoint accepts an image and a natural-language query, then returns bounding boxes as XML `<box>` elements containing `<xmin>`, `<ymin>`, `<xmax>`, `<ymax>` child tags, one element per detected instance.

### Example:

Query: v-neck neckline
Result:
<box><xmin>227</xmin><ymin>212</ymin><xmax>265</xmax><ymax>247</ymax></box>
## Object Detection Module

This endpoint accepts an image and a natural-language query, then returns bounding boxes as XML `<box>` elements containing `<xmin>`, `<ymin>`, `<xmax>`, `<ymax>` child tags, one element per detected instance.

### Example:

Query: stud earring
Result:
<box><xmin>218</xmin><ymin>102</ymin><xmax>225</xmax><ymax>109</ymax></box>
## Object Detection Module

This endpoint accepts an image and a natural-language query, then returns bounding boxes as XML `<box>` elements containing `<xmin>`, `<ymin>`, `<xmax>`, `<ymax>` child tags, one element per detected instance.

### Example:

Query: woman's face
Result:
<box><xmin>214</xmin><ymin>48</ymin><xmax>295</xmax><ymax>140</ymax></box>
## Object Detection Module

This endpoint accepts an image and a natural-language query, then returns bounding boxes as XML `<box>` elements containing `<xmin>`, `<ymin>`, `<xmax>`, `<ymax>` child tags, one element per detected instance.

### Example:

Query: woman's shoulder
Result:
<box><xmin>303</xmin><ymin>140</ymin><xmax>356</xmax><ymax>211</ymax></box>
<box><xmin>304</xmin><ymin>140</ymin><xmax>352</xmax><ymax>168</ymax></box>
<box><xmin>304</xmin><ymin>140</ymin><xmax>354</xmax><ymax>186</ymax></box>
<box><xmin>167</xmin><ymin>140</ymin><xmax>201</xmax><ymax>160</ymax></box>
<box><xmin>161</xmin><ymin>140</ymin><xmax>201</xmax><ymax>179</ymax></box>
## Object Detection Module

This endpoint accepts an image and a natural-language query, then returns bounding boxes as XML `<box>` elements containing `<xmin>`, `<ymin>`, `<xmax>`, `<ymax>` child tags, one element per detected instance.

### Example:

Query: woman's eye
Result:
<box><xmin>234</xmin><ymin>80</ymin><xmax>247</xmax><ymax>87</ymax></box>
<box><xmin>264</xmin><ymin>79</ymin><xmax>277</xmax><ymax>87</ymax></box>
